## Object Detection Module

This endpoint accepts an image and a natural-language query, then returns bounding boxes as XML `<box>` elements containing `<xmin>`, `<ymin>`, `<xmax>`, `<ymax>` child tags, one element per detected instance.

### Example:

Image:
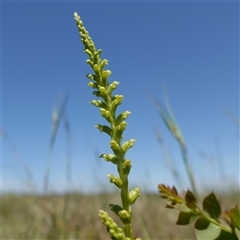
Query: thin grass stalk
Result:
<box><xmin>155</xmin><ymin>126</ymin><xmax>183</xmax><ymax>189</ymax></box>
<box><xmin>44</xmin><ymin>92</ymin><xmax>70</xmax><ymax>192</ymax></box>
<box><xmin>179</xmin><ymin>144</ymin><xmax>197</xmax><ymax>196</ymax></box>
<box><xmin>148</xmin><ymin>89</ymin><xmax>198</xmax><ymax>196</ymax></box>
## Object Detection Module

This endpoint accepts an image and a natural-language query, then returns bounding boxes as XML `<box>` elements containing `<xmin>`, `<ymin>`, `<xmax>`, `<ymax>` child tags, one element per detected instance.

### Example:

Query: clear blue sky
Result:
<box><xmin>2</xmin><ymin>1</ymin><xmax>239</xmax><ymax>194</ymax></box>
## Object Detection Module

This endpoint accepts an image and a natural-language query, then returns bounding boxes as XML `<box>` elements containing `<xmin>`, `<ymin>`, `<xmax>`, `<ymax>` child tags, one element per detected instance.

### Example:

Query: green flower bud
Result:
<box><xmin>109</xmin><ymin>204</ymin><xmax>123</xmax><ymax>216</ymax></box>
<box><xmin>99</xmin><ymin>86</ymin><xmax>107</xmax><ymax>96</ymax></box>
<box><xmin>102</xmin><ymin>70</ymin><xmax>112</xmax><ymax>86</ymax></box>
<box><xmin>100</xmin><ymin>59</ymin><xmax>109</xmax><ymax>71</ymax></box>
<box><xmin>111</xmin><ymin>94</ymin><xmax>124</xmax><ymax>102</ymax></box>
<box><xmin>118</xmin><ymin>121</ymin><xmax>127</xmax><ymax>131</ymax></box>
<box><xmin>81</xmin><ymin>26</ymin><xmax>86</xmax><ymax>33</ymax></box>
<box><xmin>98</xmin><ymin>210</ymin><xmax>125</xmax><ymax>240</ymax></box>
<box><xmin>95</xmin><ymin>124</ymin><xmax>112</xmax><ymax>137</ymax></box>
<box><xmin>92</xmin><ymin>64</ymin><xmax>101</xmax><ymax>83</ymax></box>
<box><xmin>73</xmin><ymin>12</ymin><xmax>80</xmax><ymax>20</ymax></box>
<box><xmin>86</xmin><ymin>59</ymin><xmax>93</xmax><ymax>66</ymax></box>
<box><xmin>90</xmin><ymin>100</ymin><xmax>107</xmax><ymax>108</ymax></box>
<box><xmin>107</xmin><ymin>174</ymin><xmax>123</xmax><ymax>188</ymax></box>
<box><xmin>121</xmin><ymin>139</ymin><xmax>136</xmax><ymax>154</ymax></box>
<box><xmin>110</xmin><ymin>100</ymin><xmax>119</xmax><ymax>115</ymax></box>
<box><xmin>115</xmin><ymin>111</ymin><xmax>131</xmax><ymax>126</ymax></box>
<box><xmin>110</xmin><ymin>140</ymin><xmax>121</xmax><ymax>155</ymax></box>
<box><xmin>93</xmin><ymin>64</ymin><xmax>100</xmax><ymax>72</ymax></box>
<box><xmin>98</xmin><ymin>209</ymin><xmax>107</xmax><ymax>220</ymax></box>
<box><xmin>109</xmin><ymin>229</ymin><xmax>117</xmax><ymax>239</ymax></box>
<box><xmin>80</xmin><ymin>32</ymin><xmax>86</xmax><ymax>38</ymax></box>
<box><xmin>86</xmin><ymin>74</ymin><xmax>94</xmax><ymax>80</ymax></box>
<box><xmin>107</xmin><ymin>81</ymin><xmax>120</xmax><ymax>96</ymax></box>
<box><xmin>100</xmin><ymin>108</ymin><xmax>112</xmax><ymax>123</ymax></box>
<box><xmin>96</xmin><ymin>49</ymin><xmax>102</xmax><ymax>56</ymax></box>
<box><xmin>88</xmin><ymin>82</ymin><xmax>98</xmax><ymax>89</ymax></box>
<box><xmin>84</xmin><ymin>49</ymin><xmax>94</xmax><ymax>59</ymax></box>
<box><xmin>100</xmin><ymin>154</ymin><xmax>118</xmax><ymax>164</ymax></box>
<box><xmin>118</xmin><ymin>210</ymin><xmax>131</xmax><ymax>225</ymax></box>
<box><xmin>88</xmin><ymin>43</ymin><xmax>95</xmax><ymax>52</ymax></box>
<box><xmin>115</xmin><ymin>122</ymin><xmax>127</xmax><ymax>142</ymax></box>
<box><xmin>116</xmin><ymin>232</ymin><xmax>124</xmax><ymax>239</ymax></box>
<box><xmin>102</xmin><ymin>70</ymin><xmax>112</xmax><ymax>78</ymax></box>
<box><xmin>122</xmin><ymin>159</ymin><xmax>132</xmax><ymax>175</ymax></box>
<box><xmin>128</xmin><ymin>188</ymin><xmax>140</xmax><ymax>205</ymax></box>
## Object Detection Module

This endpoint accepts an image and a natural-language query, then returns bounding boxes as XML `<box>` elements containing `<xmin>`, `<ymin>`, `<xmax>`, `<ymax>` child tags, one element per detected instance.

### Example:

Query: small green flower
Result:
<box><xmin>119</xmin><ymin>210</ymin><xmax>131</xmax><ymax>225</ymax></box>
<box><xmin>121</xmin><ymin>139</ymin><xmax>137</xmax><ymax>154</ymax></box>
<box><xmin>128</xmin><ymin>188</ymin><xmax>140</xmax><ymax>205</ymax></box>
<box><xmin>107</xmin><ymin>174</ymin><xmax>123</xmax><ymax>188</ymax></box>
<box><xmin>122</xmin><ymin>160</ymin><xmax>132</xmax><ymax>176</ymax></box>
<box><xmin>99</xmin><ymin>153</ymin><xmax>118</xmax><ymax>164</ymax></box>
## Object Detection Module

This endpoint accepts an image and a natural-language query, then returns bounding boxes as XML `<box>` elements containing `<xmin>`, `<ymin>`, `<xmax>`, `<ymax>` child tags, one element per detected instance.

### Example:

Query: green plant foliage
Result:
<box><xmin>159</xmin><ymin>184</ymin><xmax>239</xmax><ymax>240</ymax></box>
<box><xmin>203</xmin><ymin>193</ymin><xmax>221</xmax><ymax>220</ymax></box>
<box><xmin>176</xmin><ymin>211</ymin><xmax>196</xmax><ymax>225</ymax></box>
<box><xmin>195</xmin><ymin>218</ymin><xmax>221</xmax><ymax>240</ymax></box>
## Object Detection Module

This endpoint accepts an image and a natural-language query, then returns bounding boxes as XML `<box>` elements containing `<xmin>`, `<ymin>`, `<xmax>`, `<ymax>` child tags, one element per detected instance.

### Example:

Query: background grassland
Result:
<box><xmin>1</xmin><ymin>190</ymin><xmax>238</xmax><ymax>240</ymax></box>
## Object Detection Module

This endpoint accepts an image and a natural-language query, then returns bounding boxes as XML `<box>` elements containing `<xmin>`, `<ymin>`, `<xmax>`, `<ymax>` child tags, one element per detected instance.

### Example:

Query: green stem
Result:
<box><xmin>120</xmin><ymin>166</ymin><xmax>133</xmax><ymax>239</ymax></box>
<box><xmin>116</xmin><ymin>154</ymin><xmax>133</xmax><ymax>239</ymax></box>
<box><xmin>196</xmin><ymin>208</ymin><xmax>233</xmax><ymax>234</ymax></box>
<box><xmin>180</xmin><ymin>145</ymin><xmax>198</xmax><ymax>197</ymax></box>
<box><xmin>112</xmin><ymin>107</ymin><xmax>133</xmax><ymax>239</ymax></box>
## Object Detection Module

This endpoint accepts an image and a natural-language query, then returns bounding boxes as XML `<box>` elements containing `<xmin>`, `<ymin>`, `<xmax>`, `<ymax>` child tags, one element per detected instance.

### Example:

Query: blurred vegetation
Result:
<box><xmin>1</xmin><ymin>190</ymin><xmax>238</xmax><ymax>240</ymax></box>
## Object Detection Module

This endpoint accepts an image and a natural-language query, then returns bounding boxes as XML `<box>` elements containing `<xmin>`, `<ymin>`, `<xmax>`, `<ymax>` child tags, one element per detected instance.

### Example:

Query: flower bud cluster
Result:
<box><xmin>74</xmin><ymin>13</ymin><xmax>134</xmax><ymax>150</ymax></box>
<box><xmin>99</xmin><ymin>210</ymin><xmax>127</xmax><ymax>240</ymax></box>
<box><xmin>74</xmin><ymin>12</ymin><xmax>140</xmax><ymax>239</ymax></box>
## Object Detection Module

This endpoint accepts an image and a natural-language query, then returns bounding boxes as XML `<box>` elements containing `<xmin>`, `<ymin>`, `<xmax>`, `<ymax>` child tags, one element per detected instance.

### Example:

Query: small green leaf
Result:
<box><xmin>185</xmin><ymin>190</ymin><xmax>197</xmax><ymax>209</ymax></box>
<box><xmin>174</xmin><ymin>203</ymin><xmax>191</xmax><ymax>213</ymax></box>
<box><xmin>230</xmin><ymin>206</ymin><xmax>240</xmax><ymax>230</ymax></box>
<box><xmin>176</xmin><ymin>211</ymin><xmax>196</xmax><ymax>225</ymax></box>
<box><xmin>93</xmin><ymin>90</ymin><xmax>101</xmax><ymax>97</ymax></box>
<box><xmin>195</xmin><ymin>217</ymin><xmax>221</xmax><ymax>240</ymax></box>
<box><xmin>203</xmin><ymin>192</ymin><xmax>221</xmax><ymax>219</ymax></box>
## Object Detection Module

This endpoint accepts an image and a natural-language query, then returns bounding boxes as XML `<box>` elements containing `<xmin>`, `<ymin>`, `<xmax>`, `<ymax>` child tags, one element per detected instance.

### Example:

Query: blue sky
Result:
<box><xmin>1</xmin><ymin>1</ymin><xmax>239</xmax><ymax>194</ymax></box>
